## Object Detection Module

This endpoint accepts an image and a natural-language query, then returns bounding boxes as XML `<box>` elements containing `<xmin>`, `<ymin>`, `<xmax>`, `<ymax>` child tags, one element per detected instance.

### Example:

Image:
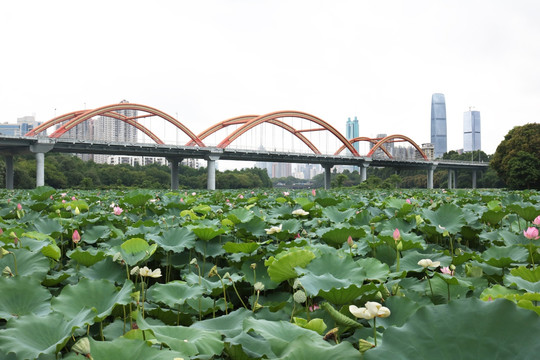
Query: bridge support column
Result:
<box><xmin>427</xmin><ymin>164</ymin><xmax>437</xmax><ymax>189</ymax></box>
<box><xmin>206</xmin><ymin>155</ymin><xmax>220</xmax><ymax>190</ymax></box>
<box><xmin>4</xmin><ymin>155</ymin><xmax>14</xmax><ymax>190</ymax></box>
<box><xmin>448</xmin><ymin>170</ymin><xmax>456</xmax><ymax>189</ymax></box>
<box><xmin>30</xmin><ymin>141</ymin><xmax>54</xmax><ymax>188</ymax></box>
<box><xmin>472</xmin><ymin>170</ymin><xmax>477</xmax><ymax>189</ymax></box>
<box><xmin>323</xmin><ymin>164</ymin><xmax>333</xmax><ymax>190</ymax></box>
<box><xmin>167</xmin><ymin>157</ymin><xmax>183</xmax><ymax>191</ymax></box>
<box><xmin>360</xmin><ymin>160</ymin><xmax>371</xmax><ymax>183</ymax></box>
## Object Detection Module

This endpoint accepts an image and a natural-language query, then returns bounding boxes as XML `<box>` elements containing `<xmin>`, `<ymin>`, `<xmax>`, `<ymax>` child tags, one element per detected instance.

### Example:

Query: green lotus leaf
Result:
<box><xmin>236</xmin><ymin>216</ymin><xmax>268</xmax><ymax>237</ymax></box>
<box><xmin>322</xmin><ymin>207</ymin><xmax>356</xmax><ymax>223</ymax></box>
<box><xmin>355</xmin><ymin>257</ymin><xmax>390</xmax><ymax>282</ymax></box>
<box><xmin>147</xmin><ymin>281</ymin><xmax>205</xmax><ymax>308</ymax></box>
<box><xmin>51</xmin><ymin>279</ymin><xmax>133</xmax><ymax>324</ymax></box>
<box><xmin>241</xmin><ymin>260</ymin><xmax>280</xmax><ymax>290</ymax></box>
<box><xmin>319</xmin><ymin>283</ymin><xmax>379</xmax><ymax>305</ymax></box>
<box><xmin>223</xmin><ymin>242</ymin><xmax>259</xmax><ymax>254</ymax></box>
<box><xmin>0</xmin><ymin>310</ymin><xmax>92</xmax><ymax>360</ymax></box>
<box><xmin>119</xmin><ymin>237</ymin><xmax>157</xmax><ymax>266</ymax></box>
<box><xmin>507</xmin><ymin>202</ymin><xmax>539</xmax><ymax>222</ymax></box>
<box><xmin>377</xmin><ymin>217</ymin><xmax>416</xmax><ymax>233</ymax></box>
<box><xmin>481</xmin><ymin>245</ymin><xmax>528</xmax><ymax>268</ymax></box>
<box><xmin>266</xmin><ymin>248</ymin><xmax>315</xmax><ymax>283</ymax></box>
<box><xmin>147</xmin><ymin>227</ymin><xmax>196</xmax><ymax>253</ymax></box>
<box><xmin>314</xmin><ymin>196</ymin><xmax>339</xmax><ymax>207</ymax></box>
<box><xmin>480</xmin><ymin>284</ymin><xmax>522</xmax><ymax>301</ymax></box>
<box><xmin>89</xmin><ymin>337</ymin><xmax>188</xmax><ymax>360</ymax></box>
<box><xmin>0</xmin><ymin>276</ymin><xmax>52</xmax><ymax>320</ymax></box>
<box><xmin>41</xmin><ymin>242</ymin><xmax>61</xmax><ymax>261</ymax></box>
<box><xmin>224</xmin><ymin>331</ymin><xmax>276</xmax><ymax>359</ymax></box>
<box><xmin>0</xmin><ymin>248</ymin><xmax>50</xmax><ymax>279</ymax></box>
<box><xmin>296</xmin><ymin>252</ymin><xmax>366</xmax><ymax>296</ymax></box>
<box><xmin>318</xmin><ymin>226</ymin><xmax>367</xmax><ymax>248</ymax></box>
<box><xmin>137</xmin><ymin>316</ymin><xmax>224</xmax><ymax>357</ymax></box>
<box><xmin>42</xmin><ymin>270</ymin><xmax>72</xmax><ymax>286</ymax></box>
<box><xmin>32</xmin><ymin>217</ymin><xmax>63</xmax><ymax>235</ymax></box>
<box><xmin>280</xmin><ymin>219</ymin><xmax>302</xmax><ymax>234</ymax></box>
<box><xmin>481</xmin><ymin>210</ymin><xmax>506</xmax><ymax>225</ymax></box>
<box><xmin>65</xmin><ymin>200</ymin><xmax>89</xmax><ymax>212</ymax></box>
<box><xmin>191</xmin><ymin>225</ymin><xmax>226</xmax><ymax>241</ymax></box>
<box><xmin>364</xmin><ymin>298</ymin><xmax>540</xmax><ymax>359</ymax></box>
<box><xmin>78</xmin><ymin>258</ymin><xmax>126</xmax><ymax>283</ymax></box>
<box><xmin>293</xmin><ymin>317</ymin><xmax>327</xmax><ymax>335</ymax></box>
<box><xmin>508</xmin><ymin>265</ymin><xmax>540</xmax><ymax>282</ymax></box>
<box><xmin>243</xmin><ymin>317</ymin><xmax>359</xmax><ymax>359</ymax></box>
<box><xmin>398</xmin><ymin>250</ymin><xmax>451</xmax><ymax>272</ymax></box>
<box><xmin>67</xmin><ymin>247</ymin><xmax>107</xmax><ymax>267</ymax></box>
<box><xmin>227</xmin><ymin>208</ymin><xmax>255</xmax><ymax>224</ymax></box>
<box><xmin>423</xmin><ymin>203</ymin><xmax>466</xmax><ymax>234</ymax></box>
<box><xmin>81</xmin><ymin>225</ymin><xmax>111</xmax><ymax>244</ymax></box>
<box><xmin>30</xmin><ymin>186</ymin><xmax>56</xmax><ymax>201</ymax></box>
<box><xmin>376</xmin><ymin>295</ymin><xmax>423</xmax><ymax>328</ymax></box>
<box><xmin>122</xmin><ymin>190</ymin><xmax>154</xmax><ymax>207</ymax></box>
<box><xmin>504</xmin><ymin>273</ymin><xmax>540</xmax><ymax>293</ymax></box>
<box><xmin>125</xmin><ymin>224</ymin><xmax>160</xmax><ymax>237</ymax></box>
<box><xmin>294</xmin><ymin>197</ymin><xmax>316</xmax><ymax>210</ymax></box>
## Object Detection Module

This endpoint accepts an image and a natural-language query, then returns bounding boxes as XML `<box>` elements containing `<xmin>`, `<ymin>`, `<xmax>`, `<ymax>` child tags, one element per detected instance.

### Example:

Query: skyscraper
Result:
<box><xmin>430</xmin><ymin>93</ymin><xmax>447</xmax><ymax>158</ymax></box>
<box><xmin>463</xmin><ymin>109</ymin><xmax>481</xmax><ymax>152</ymax></box>
<box><xmin>346</xmin><ymin>116</ymin><xmax>359</xmax><ymax>152</ymax></box>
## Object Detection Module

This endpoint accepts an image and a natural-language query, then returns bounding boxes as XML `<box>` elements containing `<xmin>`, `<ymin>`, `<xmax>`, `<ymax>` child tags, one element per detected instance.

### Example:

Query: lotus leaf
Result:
<box><xmin>122</xmin><ymin>190</ymin><xmax>154</xmax><ymax>207</ymax></box>
<box><xmin>423</xmin><ymin>203</ymin><xmax>466</xmax><ymax>234</ymax></box>
<box><xmin>118</xmin><ymin>237</ymin><xmax>157</xmax><ymax>266</ymax></box>
<box><xmin>266</xmin><ymin>248</ymin><xmax>315</xmax><ymax>283</ymax></box>
<box><xmin>51</xmin><ymin>278</ymin><xmax>133</xmax><ymax>324</ymax></box>
<box><xmin>147</xmin><ymin>281</ymin><xmax>205</xmax><ymax>308</ymax></box>
<box><xmin>191</xmin><ymin>225</ymin><xmax>226</xmax><ymax>241</ymax></box>
<box><xmin>318</xmin><ymin>226</ymin><xmax>367</xmax><ymax>248</ymax></box>
<box><xmin>30</xmin><ymin>186</ymin><xmax>56</xmax><ymax>201</ymax></box>
<box><xmin>80</xmin><ymin>225</ymin><xmax>111</xmax><ymax>244</ymax></box>
<box><xmin>293</xmin><ymin>317</ymin><xmax>327</xmax><ymax>335</ymax></box>
<box><xmin>78</xmin><ymin>257</ymin><xmax>126</xmax><ymax>283</ymax></box>
<box><xmin>0</xmin><ymin>248</ymin><xmax>50</xmax><ymax>279</ymax></box>
<box><xmin>147</xmin><ymin>227</ymin><xmax>196</xmax><ymax>253</ymax></box>
<box><xmin>41</xmin><ymin>242</ymin><xmax>61</xmax><ymax>261</ymax></box>
<box><xmin>68</xmin><ymin>247</ymin><xmax>107</xmax><ymax>267</ymax></box>
<box><xmin>89</xmin><ymin>337</ymin><xmax>188</xmax><ymax>360</ymax></box>
<box><xmin>481</xmin><ymin>245</ymin><xmax>528</xmax><ymax>268</ymax></box>
<box><xmin>223</xmin><ymin>242</ymin><xmax>259</xmax><ymax>254</ymax></box>
<box><xmin>322</xmin><ymin>206</ymin><xmax>357</xmax><ymax>223</ymax></box>
<box><xmin>0</xmin><ymin>310</ymin><xmax>92</xmax><ymax>360</ymax></box>
<box><xmin>236</xmin><ymin>216</ymin><xmax>268</xmax><ymax>237</ymax></box>
<box><xmin>0</xmin><ymin>276</ymin><xmax>52</xmax><ymax>320</ymax></box>
<box><xmin>228</xmin><ymin>208</ymin><xmax>255</xmax><ymax>224</ymax></box>
<box><xmin>507</xmin><ymin>202</ymin><xmax>539</xmax><ymax>222</ymax></box>
<box><xmin>364</xmin><ymin>298</ymin><xmax>540</xmax><ymax>359</ymax></box>
<box><xmin>32</xmin><ymin>217</ymin><xmax>63</xmax><ymax>235</ymax></box>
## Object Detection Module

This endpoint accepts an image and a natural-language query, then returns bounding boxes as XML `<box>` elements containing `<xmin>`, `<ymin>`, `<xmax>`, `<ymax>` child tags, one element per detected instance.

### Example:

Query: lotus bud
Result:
<box><xmin>72</xmin><ymin>230</ymin><xmax>81</xmax><ymax>244</ymax></box>
<box><xmin>358</xmin><ymin>339</ymin><xmax>375</xmax><ymax>353</ymax></box>
<box><xmin>254</xmin><ymin>282</ymin><xmax>265</xmax><ymax>292</ymax></box>
<box><xmin>0</xmin><ymin>248</ymin><xmax>10</xmax><ymax>258</ymax></box>
<box><xmin>293</xmin><ymin>290</ymin><xmax>307</xmax><ymax>303</ymax></box>
<box><xmin>112</xmin><ymin>252</ymin><xmax>123</xmax><ymax>263</ymax></box>
<box><xmin>72</xmin><ymin>337</ymin><xmax>91</xmax><ymax>355</ymax></box>
<box><xmin>16</xmin><ymin>203</ymin><xmax>22</xmax><ymax>211</ymax></box>
<box><xmin>55</xmin><ymin>209</ymin><xmax>61</xmax><ymax>214</ymax></box>
<box><xmin>396</xmin><ymin>241</ymin><xmax>403</xmax><ymax>251</ymax></box>
<box><xmin>293</xmin><ymin>278</ymin><xmax>302</xmax><ymax>289</ymax></box>
<box><xmin>190</xmin><ymin>258</ymin><xmax>198</xmax><ymax>265</ymax></box>
<box><xmin>347</xmin><ymin>235</ymin><xmax>354</xmax><ymax>247</ymax></box>
<box><xmin>250</xmin><ymin>263</ymin><xmax>257</xmax><ymax>270</ymax></box>
<box><xmin>74</xmin><ymin>207</ymin><xmax>80</xmax><ymax>215</ymax></box>
<box><xmin>130</xmin><ymin>266</ymin><xmax>140</xmax><ymax>276</ymax></box>
<box><xmin>534</xmin><ymin>215</ymin><xmax>540</xmax><ymax>226</ymax></box>
<box><xmin>2</xmin><ymin>266</ymin><xmax>13</xmax><ymax>277</ymax></box>
<box><xmin>208</xmin><ymin>265</ymin><xmax>218</xmax><ymax>277</ymax></box>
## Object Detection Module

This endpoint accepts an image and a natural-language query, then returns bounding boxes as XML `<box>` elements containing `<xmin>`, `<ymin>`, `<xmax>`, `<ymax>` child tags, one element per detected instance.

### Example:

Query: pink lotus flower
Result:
<box><xmin>226</xmin><ymin>199</ymin><xmax>230</xmax><ymax>203</ymax></box>
<box><xmin>440</xmin><ymin>266</ymin><xmax>453</xmax><ymax>275</ymax></box>
<box><xmin>0</xmin><ymin>228</ymin><xmax>3</xmax><ymax>235</ymax></box>
<box><xmin>309</xmin><ymin>304</ymin><xmax>320</xmax><ymax>312</ymax></box>
<box><xmin>113</xmin><ymin>206</ymin><xmax>124</xmax><ymax>216</ymax></box>
<box><xmin>406</xmin><ymin>198</ymin><xmax>411</xmax><ymax>204</ymax></box>
<box><xmin>61</xmin><ymin>193</ymin><xmax>67</xmax><ymax>198</ymax></box>
<box><xmin>71</xmin><ymin>196</ymin><xmax>76</xmax><ymax>201</ymax></box>
<box><xmin>17</xmin><ymin>203</ymin><xmax>22</xmax><ymax>210</ymax></box>
<box><xmin>62</xmin><ymin>200</ymin><xmax>66</xmax><ymax>203</ymax></box>
<box><xmin>347</xmin><ymin>235</ymin><xmax>354</xmax><ymax>247</ymax></box>
<box><xmin>192</xmin><ymin>192</ymin><xmax>196</xmax><ymax>196</ymax></box>
<box><xmin>524</xmin><ymin>227</ymin><xmax>539</xmax><ymax>240</ymax></box>
<box><xmin>50</xmin><ymin>195</ymin><xmax>53</xmax><ymax>200</ymax></box>
<box><xmin>312</xmin><ymin>189</ymin><xmax>316</xmax><ymax>196</ymax></box>
<box><xmin>238</xmin><ymin>194</ymin><xmax>244</xmax><ymax>199</ymax></box>
<box><xmin>72</xmin><ymin>230</ymin><xmax>81</xmax><ymax>244</ymax></box>
<box><xmin>534</xmin><ymin>216</ymin><xmax>540</xmax><ymax>226</ymax></box>
<box><xmin>393</xmin><ymin>228</ymin><xmax>401</xmax><ymax>242</ymax></box>
<box><xmin>283</xmin><ymin>191</ymin><xmax>290</xmax><ymax>196</ymax></box>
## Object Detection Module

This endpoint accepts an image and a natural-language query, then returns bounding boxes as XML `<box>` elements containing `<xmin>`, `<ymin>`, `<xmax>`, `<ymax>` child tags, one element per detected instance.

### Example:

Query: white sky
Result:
<box><xmin>2</xmin><ymin>0</ymin><xmax>539</xmax><ymax>164</ymax></box>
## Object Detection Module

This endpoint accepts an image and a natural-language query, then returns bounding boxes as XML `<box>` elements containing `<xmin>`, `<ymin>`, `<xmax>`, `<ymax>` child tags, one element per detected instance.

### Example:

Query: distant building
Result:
<box><xmin>346</xmin><ymin>116</ymin><xmax>359</xmax><ymax>152</ymax></box>
<box><xmin>393</xmin><ymin>145</ymin><xmax>416</xmax><ymax>160</ymax></box>
<box><xmin>463</xmin><ymin>109</ymin><xmax>481</xmax><ymax>152</ymax></box>
<box><xmin>0</xmin><ymin>116</ymin><xmax>41</xmax><ymax>136</ymax></box>
<box><xmin>431</xmin><ymin>93</ymin><xmax>447</xmax><ymax>158</ymax></box>
<box><xmin>0</xmin><ymin>123</ymin><xmax>21</xmax><ymax>136</ymax></box>
<box><xmin>421</xmin><ymin>143</ymin><xmax>435</xmax><ymax>160</ymax></box>
<box><xmin>271</xmin><ymin>162</ymin><xmax>292</xmax><ymax>178</ymax></box>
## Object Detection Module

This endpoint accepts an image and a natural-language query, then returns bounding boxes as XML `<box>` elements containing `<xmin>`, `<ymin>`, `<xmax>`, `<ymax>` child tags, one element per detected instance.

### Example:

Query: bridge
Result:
<box><xmin>1</xmin><ymin>103</ymin><xmax>488</xmax><ymax>190</ymax></box>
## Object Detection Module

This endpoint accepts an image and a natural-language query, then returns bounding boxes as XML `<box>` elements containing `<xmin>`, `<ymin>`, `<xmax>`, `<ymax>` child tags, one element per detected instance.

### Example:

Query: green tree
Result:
<box><xmin>491</xmin><ymin>123</ymin><xmax>540</xmax><ymax>189</ymax></box>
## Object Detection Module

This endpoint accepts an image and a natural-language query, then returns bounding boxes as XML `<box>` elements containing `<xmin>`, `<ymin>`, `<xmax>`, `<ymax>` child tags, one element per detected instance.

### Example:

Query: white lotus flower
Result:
<box><xmin>418</xmin><ymin>259</ymin><xmax>441</xmax><ymax>269</ymax></box>
<box><xmin>349</xmin><ymin>301</ymin><xmax>391</xmax><ymax>320</ymax></box>
<box><xmin>265</xmin><ymin>224</ymin><xmax>282</xmax><ymax>234</ymax></box>
<box><xmin>138</xmin><ymin>266</ymin><xmax>162</xmax><ymax>278</ymax></box>
<box><xmin>292</xmin><ymin>208</ymin><xmax>309</xmax><ymax>216</ymax></box>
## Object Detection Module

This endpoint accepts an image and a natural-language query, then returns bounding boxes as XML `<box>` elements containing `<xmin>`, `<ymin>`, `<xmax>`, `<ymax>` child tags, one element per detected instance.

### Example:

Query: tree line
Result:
<box><xmin>0</xmin><ymin>153</ymin><xmax>272</xmax><ymax>190</ymax></box>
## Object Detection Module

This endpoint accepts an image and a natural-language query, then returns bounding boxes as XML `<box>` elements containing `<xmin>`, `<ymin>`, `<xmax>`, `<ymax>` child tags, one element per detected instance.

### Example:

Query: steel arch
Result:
<box><xmin>366</xmin><ymin>134</ymin><xmax>428</xmax><ymax>160</ymax></box>
<box><xmin>188</xmin><ymin>115</ymin><xmax>322</xmax><ymax>154</ymax></box>
<box><xmin>47</xmin><ymin>103</ymin><xmax>205</xmax><ymax>146</ymax></box>
<box><xmin>334</xmin><ymin>137</ymin><xmax>393</xmax><ymax>158</ymax></box>
<box><xmin>216</xmin><ymin>111</ymin><xmax>359</xmax><ymax>156</ymax></box>
<box><xmin>27</xmin><ymin>109</ymin><xmax>166</xmax><ymax>144</ymax></box>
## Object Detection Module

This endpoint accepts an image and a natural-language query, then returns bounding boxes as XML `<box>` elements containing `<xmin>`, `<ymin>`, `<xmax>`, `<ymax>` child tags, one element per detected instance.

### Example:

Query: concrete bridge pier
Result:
<box><xmin>447</xmin><ymin>170</ymin><xmax>456</xmax><ymax>189</ymax></box>
<box><xmin>4</xmin><ymin>155</ymin><xmax>14</xmax><ymax>190</ymax></box>
<box><xmin>30</xmin><ymin>142</ymin><xmax>54</xmax><ymax>187</ymax></box>
<box><xmin>167</xmin><ymin>157</ymin><xmax>183</xmax><ymax>190</ymax></box>
<box><xmin>206</xmin><ymin>155</ymin><xmax>220</xmax><ymax>190</ymax></box>
<box><xmin>427</xmin><ymin>164</ymin><xmax>437</xmax><ymax>189</ymax></box>
<box><xmin>360</xmin><ymin>160</ymin><xmax>371</xmax><ymax>182</ymax></box>
<box><xmin>323</xmin><ymin>164</ymin><xmax>333</xmax><ymax>190</ymax></box>
<box><xmin>472</xmin><ymin>170</ymin><xmax>477</xmax><ymax>189</ymax></box>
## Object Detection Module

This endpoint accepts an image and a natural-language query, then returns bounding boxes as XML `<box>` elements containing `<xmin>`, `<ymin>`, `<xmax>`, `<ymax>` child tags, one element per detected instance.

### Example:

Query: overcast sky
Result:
<box><xmin>2</xmin><ymin>0</ymin><xmax>539</xmax><ymax>159</ymax></box>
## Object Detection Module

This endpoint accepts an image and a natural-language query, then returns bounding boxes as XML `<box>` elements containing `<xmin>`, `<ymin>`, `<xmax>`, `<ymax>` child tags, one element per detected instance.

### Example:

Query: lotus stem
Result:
<box><xmin>217</xmin><ymin>274</ymin><xmax>229</xmax><ymax>315</ymax></box>
<box><xmin>10</xmin><ymin>252</ymin><xmax>17</xmax><ymax>276</ymax></box>
<box><xmin>529</xmin><ymin>242</ymin><xmax>535</xmax><ymax>269</ymax></box>
<box><xmin>373</xmin><ymin>317</ymin><xmax>377</xmax><ymax>347</ymax></box>
<box><xmin>427</xmin><ymin>275</ymin><xmax>434</xmax><ymax>300</ymax></box>
<box><xmin>141</xmin><ymin>279</ymin><xmax>146</xmax><ymax>318</ymax></box>
<box><xmin>230</xmin><ymin>278</ymin><xmax>248</xmax><ymax>310</ymax></box>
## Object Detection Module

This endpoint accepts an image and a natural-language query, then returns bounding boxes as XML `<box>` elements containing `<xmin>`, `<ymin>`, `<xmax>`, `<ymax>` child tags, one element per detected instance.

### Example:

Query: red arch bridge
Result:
<box><xmin>1</xmin><ymin>103</ymin><xmax>487</xmax><ymax>190</ymax></box>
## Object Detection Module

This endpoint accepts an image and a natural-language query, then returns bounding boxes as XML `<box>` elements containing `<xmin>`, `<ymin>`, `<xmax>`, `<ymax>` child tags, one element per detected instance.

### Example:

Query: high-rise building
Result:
<box><xmin>463</xmin><ymin>109</ymin><xmax>481</xmax><ymax>152</ymax></box>
<box><xmin>346</xmin><ymin>116</ymin><xmax>359</xmax><ymax>152</ymax></box>
<box><xmin>430</xmin><ymin>93</ymin><xmax>447</xmax><ymax>158</ymax></box>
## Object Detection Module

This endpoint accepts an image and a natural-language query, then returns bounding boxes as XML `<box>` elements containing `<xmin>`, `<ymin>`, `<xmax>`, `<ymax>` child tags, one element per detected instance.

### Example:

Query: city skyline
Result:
<box><xmin>2</xmin><ymin>1</ymin><xmax>539</xmax><ymax>159</ymax></box>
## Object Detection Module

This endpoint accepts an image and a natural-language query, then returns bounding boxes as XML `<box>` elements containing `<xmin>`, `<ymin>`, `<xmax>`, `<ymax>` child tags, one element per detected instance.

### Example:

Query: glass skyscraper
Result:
<box><xmin>463</xmin><ymin>110</ymin><xmax>481</xmax><ymax>152</ymax></box>
<box><xmin>346</xmin><ymin>116</ymin><xmax>359</xmax><ymax>152</ymax></box>
<box><xmin>430</xmin><ymin>93</ymin><xmax>447</xmax><ymax>158</ymax></box>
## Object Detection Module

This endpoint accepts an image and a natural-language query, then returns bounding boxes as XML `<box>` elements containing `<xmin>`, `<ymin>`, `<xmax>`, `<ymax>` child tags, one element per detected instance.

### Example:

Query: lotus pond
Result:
<box><xmin>0</xmin><ymin>187</ymin><xmax>540</xmax><ymax>359</ymax></box>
